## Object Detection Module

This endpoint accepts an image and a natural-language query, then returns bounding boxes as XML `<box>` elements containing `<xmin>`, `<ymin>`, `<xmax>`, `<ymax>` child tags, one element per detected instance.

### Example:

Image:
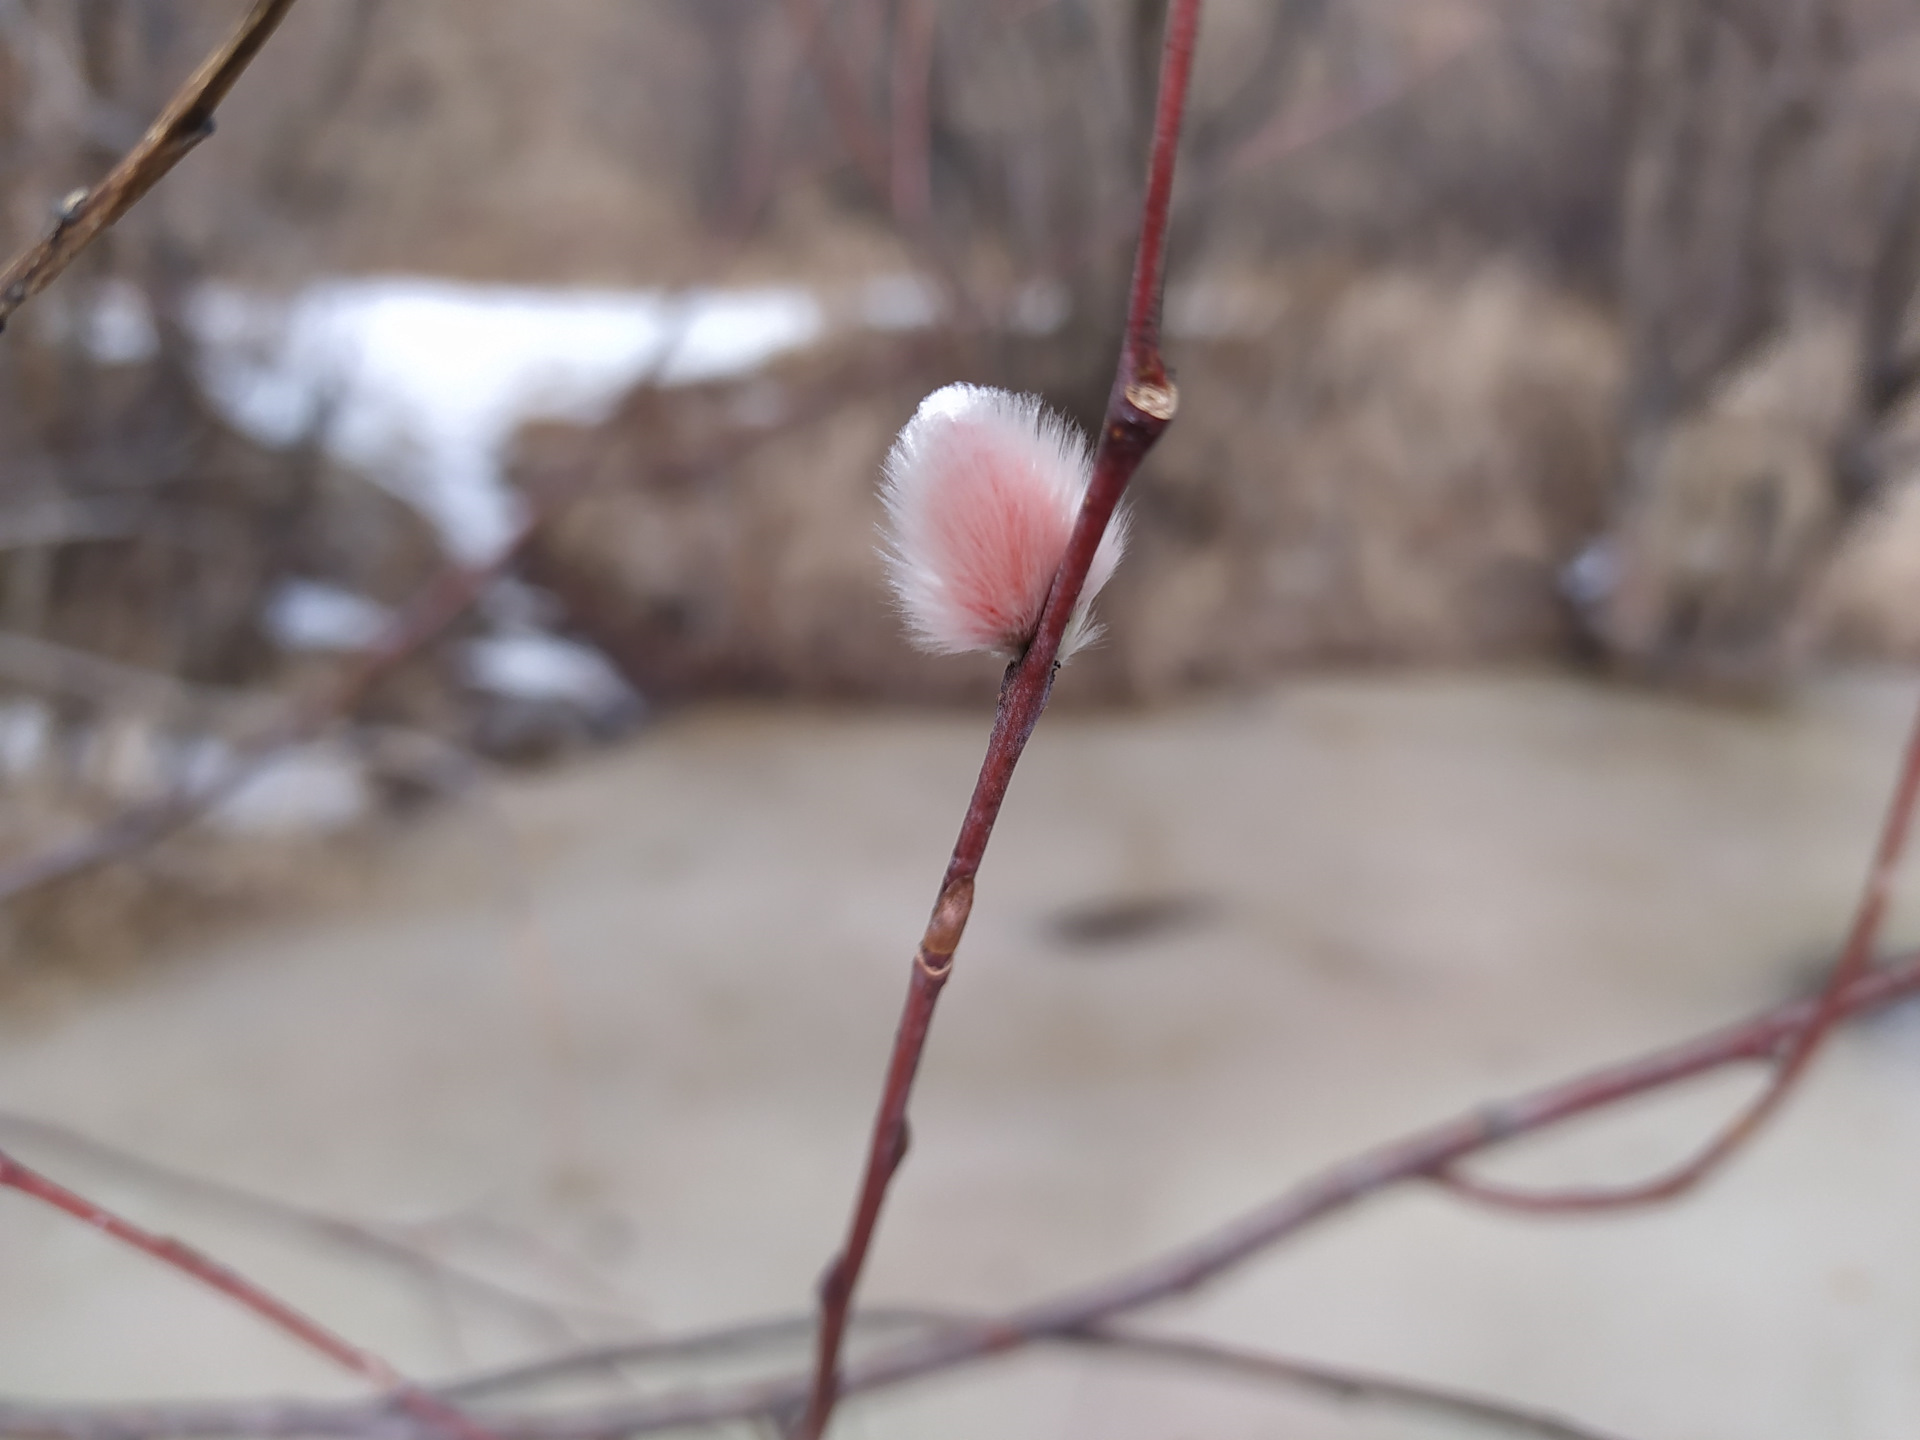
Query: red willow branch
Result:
<box><xmin>0</xmin><ymin>1148</ymin><xmax>490</xmax><ymax>1440</ymax></box>
<box><xmin>7</xmin><ymin>948</ymin><xmax>1917</xmax><ymax>1440</ymax></box>
<box><xmin>448</xmin><ymin>1308</ymin><xmax>1633</xmax><ymax>1440</ymax></box>
<box><xmin>790</xmin><ymin>5</ymin><xmax>1199</xmax><ymax>1437</ymax></box>
<box><xmin>814</xmin><ymin>948</ymin><xmax>1920</xmax><ymax>1417</ymax></box>
<box><xmin>459</xmin><ymin>1311</ymin><xmax>1631</xmax><ymax>1440</ymax></box>
<box><xmin>0</xmin><ymin>0</ymin><xmax>300</xmax><ymax>333</ymax></box>
<box><xmin>437</xmin><ymin>1305</ymin><xmax>1630</xmax><ymax>1439</ymax></box>
<box><xmin>1437</xmin><ymin>692</ymin><xmax>1920</xmax><ymax>1212</ymax></box>
<box><xmin>0</xmin><ymin>1112</ymin><xmax>617</xmax><ymax>1338</ymax></box>
<box><xmin>0</xmin><ymin>1326</ymin><xmax>1632</xmax><ymax>1440</ymax></box>
<box><xmin>0</xmin><ymin>7</ymin><xmax>485</xmax><ymax>1423</ymax></box>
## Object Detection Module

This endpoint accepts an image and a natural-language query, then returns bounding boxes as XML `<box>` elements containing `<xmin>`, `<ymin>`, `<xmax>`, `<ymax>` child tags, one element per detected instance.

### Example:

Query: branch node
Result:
<box><xmin>920</xmin><ymin>876</ymin><xmax>974</xmax><ymax>959</ymax></box>
<box><xmin>53</xmin><ymin>189</ymin><xmax>89</xmax><ymax>228</ymax></box>
<box><xmin>817</xmin><ymin>1256</ymin><xmax>850</xmax><ymax>1308</ymax></box>
<box><xmin>1123</xmin><ymin>379</ymin><xmax>1179</xmax><ymax>421</ymax></box>
<box><xmin>914</xmin><ymin>948</ymin><xmax>954</xmax><ymax>981</ymax></box>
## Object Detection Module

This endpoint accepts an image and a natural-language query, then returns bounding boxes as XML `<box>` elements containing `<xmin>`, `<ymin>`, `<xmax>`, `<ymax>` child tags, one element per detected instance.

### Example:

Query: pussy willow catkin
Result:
<box><xmin>880</xmin><ymin>383</ymin><xmax>1126</xmax><ymax>658</ymax></box>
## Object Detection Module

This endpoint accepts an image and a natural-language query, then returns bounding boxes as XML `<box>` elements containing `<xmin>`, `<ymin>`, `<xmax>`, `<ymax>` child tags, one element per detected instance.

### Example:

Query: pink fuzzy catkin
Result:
<box><xmin>880</xmin><ymin>383</ymin><xmax>1126</xmax><ymax>659</ymax></box>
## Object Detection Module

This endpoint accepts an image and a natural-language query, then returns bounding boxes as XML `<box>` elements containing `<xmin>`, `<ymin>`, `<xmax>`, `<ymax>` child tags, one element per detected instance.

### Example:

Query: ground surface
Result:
<box><xmin>4</xmin><ymin>671</ymin><xmax>1920</xmax><ymax>1439</ymax></box>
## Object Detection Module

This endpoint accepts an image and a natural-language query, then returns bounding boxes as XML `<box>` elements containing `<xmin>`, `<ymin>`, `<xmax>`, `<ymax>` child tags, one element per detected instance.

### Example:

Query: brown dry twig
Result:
<box><xmin>0</xmin><ymin>0</ymin><xmax>300</xmax><ymax>333</ymax></box>
<box><xmin>0</xmin><ymin>5</ymin><xmax>491</xmax><ymax>1431</ymax></box>
<box><xmin>447</xmin><ymin>1307</ymin><xmax>1632</xmax><ymax>1440</ymax></box>
<box><xmin>0</xmin><ymin>490</ymin><xmax>566</xmax><ymax>905</ymax></box>
<box><xmin>790</xmin><ymin>3</ymin><xmax>1198</xmax><ymax>1436</ymax></box>
<box><xmin>0</xmin><ymin>299</ymin><xmax>917</xmax><ymax>906</ymax></box>
<box><xmin>887</xmin><ymin>0</ymin><xmax>936</xmax><ymax>232</ymax></box>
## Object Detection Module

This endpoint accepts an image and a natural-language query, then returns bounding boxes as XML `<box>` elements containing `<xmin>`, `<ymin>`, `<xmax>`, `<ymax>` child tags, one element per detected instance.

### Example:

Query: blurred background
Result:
<box><xmin>7</xmin><ymin>1</ymin><xmax>1920</xmax><ymax>1436</ymax></box>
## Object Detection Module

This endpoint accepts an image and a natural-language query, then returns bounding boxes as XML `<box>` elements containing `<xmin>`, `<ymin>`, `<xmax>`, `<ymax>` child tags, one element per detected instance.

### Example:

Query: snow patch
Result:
<box><xmin>210</xmin><ymin>741</ymin><xmax>374</xmax><ymax>835</ymax></box>
<box><xmin>191</xmin><ymin>279</ymin><xmax>825</xmax><ymax>559</ymax></box>
<box><xmin>263</xmin><ymin>579</ymin><xmax>395</xmax><ymax>653</ymax></box>
<box><xmin>462</xmin><ymin>631</ymin><xmax>637</xmax><ymax>712</ymax></box>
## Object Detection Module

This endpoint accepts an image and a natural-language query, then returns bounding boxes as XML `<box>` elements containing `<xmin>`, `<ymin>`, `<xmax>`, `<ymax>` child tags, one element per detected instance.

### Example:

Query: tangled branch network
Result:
<box><xmin>3</xmin><ymin>2</ymin><xmax>1920</xmax><ymax>1439</ymax></box>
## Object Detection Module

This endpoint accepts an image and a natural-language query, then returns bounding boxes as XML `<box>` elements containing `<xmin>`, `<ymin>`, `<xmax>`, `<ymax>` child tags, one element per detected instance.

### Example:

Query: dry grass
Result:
<box><xmin>517</xmin><ymin>260</ymin><xmax>1624</xmax><ymax>705</ymax></box>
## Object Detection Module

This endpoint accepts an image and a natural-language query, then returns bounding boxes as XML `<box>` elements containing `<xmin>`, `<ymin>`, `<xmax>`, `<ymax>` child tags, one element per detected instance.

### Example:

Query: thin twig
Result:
<box><xmin>1436</xmin><ymin>693</ymin><xmax>1920</xmax><ymax>1212</ymax></box>
<box><xmin>822</xmin><ymin>965</ymin><xmax>1920</xmax><ymax>1419</ymax></box>
<box><xmin>0</xmin><ymin>291</ymin><xmax>846</xmax><ymax>906</ymax></box>
<box><xmin>3</xmin><ymin>948</ymin><xmax>1917</xmax><ymax>1438</ymax></box>
<box><xmin>790</xmin><ymin>4</ymin><xmax>1199</xmax><ymax>1437</ymax></box>
<box><xmin>721</xmin><ymin>13</ymin><xmax>806</xmax><ymax>239</ymax></box>
<box><xmin>454</xmin><ymin>1309</ymin><xmax>1634</xmax><ymax>1440</ymax></box>
<box><xmin>0</xmin><ymin>1308</ymin><xmax>1636</xmax><ymax>1439</ymax></box>
<box><xmin>774</xmin><ymin>0</ymin><xmax>980</xmax><ymax>326</ymax></box>
<box><xmin>779</xmin><ymin>0</ymin><xmax>895</xmax><ymax>201</ymax></box>
<box><xmin>0</xmin><ymin>0</ymin><xmax>299</xmax><ymax>333</ymax></box>
<box><xmin>439</xmin><ymin>1311</ymin><xmax>933</xmax><ymax>1402</ymax></box>
<box><xmin>0</xmin><ymin>1112</ymin><xmax>622</xmax><ymax>1340</ymax></box>
<box><xmin>887</xmin><ymin>0</ymin><xmax>936</xmax><ymax>232</ymax></box>
<box><xmin>1214</xmin><ymin>21</ymin><xmax>1479</xmax><ymax>179</ymax></box>
<box><xmin>0</xmin><ymin>631</ymin><xmax>241</xmax><ymax>718</ymax></box>
<box><xmin>1062</xmin><ymin>1325</ymin><xmax>1635</xmax><ymax>1440</ymax></box>
<box><xmin>1022</xmin><ymin>16</ymin><xmax>1467</xmax><ymax>330</ymax></box>
<box><xmin>0</xmin><ymin>1147</ymin><xmax>490</xmax><ymax>1440</ymax></box>
<box><xmin>0</xmin><ymin>500</ymin><xmax>547</xmax><ymax>904</ymax></box>
<box><xmin>451</xmin><ymin>1309</ymin><xmax>1631</xmax><ymax>1440</ymax></box>
<box><xmin>0</xmin><ymin>0</ymin><xmax>142</xmax><ymax>152</ymax></box>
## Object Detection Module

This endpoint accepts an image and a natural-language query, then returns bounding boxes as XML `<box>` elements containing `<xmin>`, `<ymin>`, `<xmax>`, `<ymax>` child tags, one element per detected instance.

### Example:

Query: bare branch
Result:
<box><xmin>1187</xmin><ymin>0</ymin><xmax>1327</xmax><ymax>171</ymax></box>
<box><xmin>0</xmin><ymin>1147</ymin><xmax>491</xmax><ymax>1440</ymax></box>
<box><xmin>1862</xmin><ymin>138</ymin><xmax>1920</xmax><ymax>421</ymax></box>
<box><xmin>452</xmin><ymin>1311</ymin><xmax>1636</xmax><ymax>1440</ymax></box>
<box><xmin>0</xmin><ymin>0</ymin><xmax>301</xmax><ymax>333</ymax></box>
<box><xmin>0</xmin><ymin>295</ymin><xmax>762</xmax><ymax>906</ymax></box>
<box><xmin>1838</xmin><ymin>125</ymin><xmax>1920</xmax><ymax>506</ymax></box>
<box><xmin>1061</xmin><ymin>1326</ymin><xmax>1636</xmax><ymax>1440</ymax></box>
<box><xmin>0</xmin><ymin>474</ymin><xmax>583</xmax><ymax>905</ymax></box>
<box><xmin>0</xmin><ymin>632</ymin><xmax>235</xmax><ymax>717</ymax></box>
<box><xmin>1437</xmin><ymin>690</ymin><xmax>1920</xmax><ymax>1210</ymax></box>
<box><xmin>0</xmin><ymin>1113</ymin><xmax>622</xmax><ymax>1341</ymax></box>
<box><xmin>1215</xmin><ymin>22</ymin><xmax>1479</xmax><ymax>181</ymax></box>
<box><xmin>0</xmin><ymin>1308</ymin><xmax>1637</xmax><ymax>1440</ymax></box>
<box><xmin>779</xmin><ymin>0</ymin><xmax>894</xmax><ymax>202</ymax></box>
<box><xmin>887</xmin><ymin>0</ymin><xmax>936</xmax><ymax>231</ymax></box>
<box><xmin>8</xmin><ymin>941</ymin><xmax>1917</xmax><ymax>1439</ymax></box>
<box><xmin>790</xmin><ymin>4</ymin><xmax>1197</xmax><ymax>1435</ymax></box>
<box><xmin>439</xmin><ymin>1311</ymin><xmax>931</xmax><ymax>1402</ymax></box>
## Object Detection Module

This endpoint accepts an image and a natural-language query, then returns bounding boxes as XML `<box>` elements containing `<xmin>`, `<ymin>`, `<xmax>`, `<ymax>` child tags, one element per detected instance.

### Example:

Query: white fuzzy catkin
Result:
<box><xmin>879</xmin><ymin>383</ymin><xmax>1126</xmax><ymax>658</ymax></box>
